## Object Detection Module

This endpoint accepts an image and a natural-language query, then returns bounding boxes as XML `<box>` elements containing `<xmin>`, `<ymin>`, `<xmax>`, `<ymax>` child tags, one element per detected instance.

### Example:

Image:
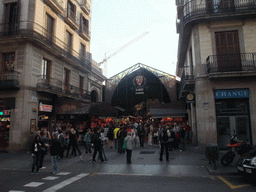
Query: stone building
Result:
<box><xmin>0</xmin><ymin>0</ymin><xmax>104</xmax><ymax>152</ymax></box>
<box><xmin>176</xmin><ymin>0</ymin><xmax>256</xmax><ymax>151</ymax></box>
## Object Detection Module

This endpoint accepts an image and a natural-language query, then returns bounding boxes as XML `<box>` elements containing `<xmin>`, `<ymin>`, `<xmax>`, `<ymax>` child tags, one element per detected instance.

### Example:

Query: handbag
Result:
<box><xmin>39</xmin><ymin>146</ymin><xmax>47</xmax><ymax>154</ymax></box>
<box><xmin>123</xmin><ymin>140</ymin><xmax>127</xmax><ymax>149</ymax></box>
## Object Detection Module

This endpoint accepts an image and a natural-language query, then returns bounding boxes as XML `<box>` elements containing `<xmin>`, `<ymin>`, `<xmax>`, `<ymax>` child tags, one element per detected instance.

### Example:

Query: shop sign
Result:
<box><xmin>215</xmin><ymin>89</ymin><xmax>249</xmax><ymax>99</ymax></box>
<box><xmin>0</xmin><ymin>110</ymin><xmax>10</xmax><ymax>115</ymax></box>
<box><xmin>39</xmin><ymin>102</ymin><xmax>53</xmax><ymax>112</ymax></box>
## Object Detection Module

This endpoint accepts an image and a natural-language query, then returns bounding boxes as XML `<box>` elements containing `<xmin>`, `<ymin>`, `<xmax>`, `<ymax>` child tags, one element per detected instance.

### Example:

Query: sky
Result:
<box><xmin>90</xmin><ymin>0</ymin><xmax>178</xmax><ymax>78</ymax></box>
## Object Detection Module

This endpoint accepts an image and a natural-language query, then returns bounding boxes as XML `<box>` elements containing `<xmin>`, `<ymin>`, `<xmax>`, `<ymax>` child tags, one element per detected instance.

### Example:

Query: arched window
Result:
<box><xmin>91</xmin><ymin>90</ymin><xmax>98</xmax><ymax>102</ymax></box>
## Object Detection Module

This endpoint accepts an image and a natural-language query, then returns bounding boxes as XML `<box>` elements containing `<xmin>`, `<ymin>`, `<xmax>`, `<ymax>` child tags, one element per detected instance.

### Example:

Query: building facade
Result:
<box><xmin>176</xmin><ymin>0</ymin><xmax>256</xmax><ymax>151</ymax></box>
<box><xmin>0</xmin><ymin>0</ymin><xmax>104</xmax><ymax>152</ymax></box>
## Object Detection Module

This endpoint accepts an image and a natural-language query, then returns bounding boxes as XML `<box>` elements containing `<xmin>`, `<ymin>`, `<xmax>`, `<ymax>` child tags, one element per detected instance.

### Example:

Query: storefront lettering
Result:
<box><xmin>215</xmin><ymin>89</ymin><xmax>249</xmax><ymax>99</ymax></box>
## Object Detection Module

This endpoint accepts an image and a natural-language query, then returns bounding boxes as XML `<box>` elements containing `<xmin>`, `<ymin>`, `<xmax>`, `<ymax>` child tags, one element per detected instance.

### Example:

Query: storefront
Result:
<box><xmin>215</xmin><ymin>89</ymin><xmax>251</xmax><ymax>149</ymax></box>
<box><xmin>0</xmin><ymin>97</ymin><xmax>15</xmax><ymax>151</ymax></box>
<box><xmin>38</xmin><ymin>100</ymin><xmax>54</xmax><ymax>132</ymax></box>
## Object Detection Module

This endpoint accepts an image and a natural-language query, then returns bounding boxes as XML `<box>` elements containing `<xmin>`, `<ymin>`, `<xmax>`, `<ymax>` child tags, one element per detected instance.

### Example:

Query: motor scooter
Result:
<box><xmin>221</xmin><ymin>136</ymin><xmax>253</xmax><ymax>166</ymax></box>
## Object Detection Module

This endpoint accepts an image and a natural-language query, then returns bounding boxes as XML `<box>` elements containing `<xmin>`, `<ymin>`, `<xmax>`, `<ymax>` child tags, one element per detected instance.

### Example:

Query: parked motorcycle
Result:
<box><xmin>221</xmin><ymin>136</ymin><xmax>253</xmax><ymax>166</ymax></box>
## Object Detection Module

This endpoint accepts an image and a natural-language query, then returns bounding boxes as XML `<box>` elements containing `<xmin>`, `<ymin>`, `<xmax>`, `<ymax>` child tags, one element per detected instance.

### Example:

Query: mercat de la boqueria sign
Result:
<box><xmin>215</xmin><ymin>89</ymin><xmax>249</xmax><ymax>99</ymax></box>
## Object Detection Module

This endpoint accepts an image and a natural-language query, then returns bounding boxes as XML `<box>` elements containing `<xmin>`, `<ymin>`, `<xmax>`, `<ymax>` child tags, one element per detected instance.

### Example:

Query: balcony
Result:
<box><xmin>207</xmin><ymin>53</ymin><xmax>256</xmax><ymax>79</ymax></box>
<box><xmin>177</xmin><ymin>0</ymin><xmax>256</xmax><ymax>69</ymax></box>
<box><xmin>176</xmin><ymin>0</ymin><xmax>184</xmax><ymax>19</ymax></box>
<box><xmin>81</xmin><ymin>0</ymin><xmax>91</xmax><ymax>15</ymax></box>
<box><xmin>79</xmin><ymin>24</ymin><xmax>90</xmax><ymax>40</ymax></box>
<box><xmin>37</xmin><ymin>76</ymin><xmax>91</xmax><ymax>100</ymax></box>
<box><xmin>0</xmin><ymin>21</ymin><xmax>91</xmax><ymax>72</ymax></box>
<box><xmin>178</xmin><ymin>73</ymin><xmax>195</xmax><ymax>99</ymax></box>
<box><xmin>44</xmin><ymin>0</ymin><xmax>64</xmax><ymax>14</ymax></box>
<box><xmin>0</xmin><ymin>71</ymin><xmax>20</xmax><ymax>89</ymax></box>
<box><xmin>182</xmin><ymin>0</ymin><xmax>256</xmax><ymax>25</ymax></box>
<box><xmin>64</xmin><ymin>9</ymin><xmax>79</xmax><ymax>30</ymax></box>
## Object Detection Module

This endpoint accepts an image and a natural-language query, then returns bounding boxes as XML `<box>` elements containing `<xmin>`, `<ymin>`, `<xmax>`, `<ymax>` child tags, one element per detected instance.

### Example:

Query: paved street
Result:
<box><xmin>0</xmin><ymin>144</ymin><xmax>255</xmax><ymax>192</ymax></box>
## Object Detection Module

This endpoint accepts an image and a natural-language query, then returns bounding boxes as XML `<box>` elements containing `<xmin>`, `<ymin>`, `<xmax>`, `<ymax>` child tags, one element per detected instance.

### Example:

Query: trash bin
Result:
<box><xmin>205</xmin><ymin>143</ymin><xmax>219</xmax><ymax>170</ymax></box>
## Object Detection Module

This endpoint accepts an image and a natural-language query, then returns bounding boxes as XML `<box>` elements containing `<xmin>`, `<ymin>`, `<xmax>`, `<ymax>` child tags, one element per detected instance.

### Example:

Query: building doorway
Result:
<box><xmin>217</xmin><ymin>115</ymin><xmax>250</xmax><ymax>149</ymax></box>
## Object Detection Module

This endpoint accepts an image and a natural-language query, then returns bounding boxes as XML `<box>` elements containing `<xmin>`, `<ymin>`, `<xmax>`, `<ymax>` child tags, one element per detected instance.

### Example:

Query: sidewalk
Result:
<box><xmin>0</xmin><ymin>144</ymin><xmax>238</xmax><ymax>176</ymax></box>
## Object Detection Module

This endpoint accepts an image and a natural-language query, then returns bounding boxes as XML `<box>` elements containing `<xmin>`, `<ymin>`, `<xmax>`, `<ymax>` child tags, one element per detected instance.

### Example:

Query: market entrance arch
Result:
<box><xmin>105</xmin><ymin>63</ymin><xmax>178</xmax><ymax>116</ymax></box>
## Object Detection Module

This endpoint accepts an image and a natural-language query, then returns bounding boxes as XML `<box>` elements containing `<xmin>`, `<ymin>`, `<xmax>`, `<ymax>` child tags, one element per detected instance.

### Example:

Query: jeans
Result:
<box><xmin>51</xmin><ymin>155</ymin><xmax>59</xmax><ymax>172</ymax></box>
<box><xmin>160</xmin><ymin>142</ymin><xmax>169</xmax><ymax>161</ymax></box>
<box><xmin>32</xmin><ymin>152</ymin><xmax>40</xmax><ymax>173</ymax></box>
<box><xmin>85</xmin><ymin>142</ymin><xmax>92</xmax><ymax>154</ymax></box>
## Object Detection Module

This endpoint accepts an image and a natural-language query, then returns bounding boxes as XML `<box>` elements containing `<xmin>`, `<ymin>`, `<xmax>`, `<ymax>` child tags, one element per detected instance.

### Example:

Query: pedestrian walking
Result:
<box><xmin>50</xmin><ymin>132</ymin><xmax>62</xmax><ymax>174</ymax></box>
<box><xmin>57</xmin><ymin>129</ymin><xmax>65</xmax><ymax>159</ymax></box>
<box><xmin>31</xmin><ymin>135</ymin><xmax>45</xmax><ymax>174</ymax></box>
<box><xmin>153</xmin><ymin>128</ymin><xmax>159</xmax><ymax>146</ymax></box>
<box><xmin>113</xmin><ymin>125</ymin><xmax>120</xmax><ymax>149</ymax></box>
<box><xmin>159</xmin><ymin>126</ymin><xmax>170</xmax><ymax>161</ymax></box>
<box><xmin>38</xmin><ymin>131</ymin><xmax>50</xmax><ymax>169</ymax></box>
<box><xmin>107</xmin><ymin>125</ymin><xmax>114</xmax><ymax>149</ymax></box>
<box><xmin>100</xmin><ymin>128</ymin><xmax>107</xmax><ymax>161</ymax></box>
<box><xmin>80</xmin><ymin>128</ymin><xmax>92</xmax><ymax>161</ymax></box>
<box><xmin>66</xmin><ymin>128</ymin><xmax>81</xmax><ymax>157</ymax></box>
<box><xmin>92</xmin><ymin>128</ymin><xmax>105</xmax><ymax>163</ymax></box>
<box><xmin>124</xmin><ymin>132</ymin><xmax>135</xmax><ymax>164</ymax></box>
<box><xmin>137</xmin><ymin>123</ymin><xmax>145</xmax><ymax>147</ymax></box>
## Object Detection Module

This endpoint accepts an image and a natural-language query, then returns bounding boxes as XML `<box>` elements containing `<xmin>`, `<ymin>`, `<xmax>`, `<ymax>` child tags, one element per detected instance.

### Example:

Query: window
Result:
<box><xmin>79</xmin><ymin>76</ymin><xmax>84</xmax><ymax>96</ymax></box>
<box><xmin>2</xmin><ymin>53</ymin><xmax>15</xmax><ymax>73</ymax></box>
<box><xmin>80</xmin><ymin>43</ymin><xmax>86</xmax><ymax>58</ymax></box>
<box><xmin>67</xmin><ymin>0</ymin><xmax>76</xmax><ymax>20</ymax></box>
<box><xmin>46</xmin><ymin>14</ymin><xmax>54</xmax><ymax>42</ymax></box>
<box><xmin>63</xmin><ymin>68</ymin><xmax>70</xmax><ymax>91</ymax></box>
<box><xmin>66</xmin><ymin>31</ymin><xmax>73</xmax><ymax>53</ymax></box>
<box><xmin>4</xmin><ymin>2</ymin><xmax>19</xmax><ymax>35</ymax></box>
<box><xmin>41</xmin><ymin>59</ymin><xmax>51</xmax><ymax>79</ymax></box>
<box><xmin>91</xmin><ymin>90</ymin><xmax>98</xmax><ymax>102</ymax></box>
<box><xmin>215</xmin><ymin>30</ymin><xmax>241</xmax><ymax>72</ymax></box>
<box><xmin>81</xmin><ymin>16</ymin><xmax>89</xmax><ymax>33</ymax></box>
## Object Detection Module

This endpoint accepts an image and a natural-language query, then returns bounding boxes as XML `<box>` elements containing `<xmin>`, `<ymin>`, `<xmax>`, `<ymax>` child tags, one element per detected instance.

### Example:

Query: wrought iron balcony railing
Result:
<box><xmin>79</xmin><ymin>23</ymin><xmax>91</xmax><ymax>39</ymax></box>
<box><xmin>177</xmin><ymin>72</ymin><xmax>195</xmax><ymax>98</ymax></box>
<box><xmin>37</xmin><ymin>75</ymin><xmax>91</xmax><ymax>100</ymax></box>
<box><xmin>81</xmin><ymin>0</ymin><xmax>91</xmax><ymax>15</ymax></box>
<box><xmin>43</xmin><ymin>0</ymin><xmax>64</xmax><ymax>14</ymax></box>
<box><xmin>0</xmin><ymin>21</ymin><xmax>91</xmax><ymax>71</ymax></box>
<box><xmin>64</xmin><ymin>9</ymin><xmax>79</xmax><ymax>29</ymax></box>
<box><xmin>207</xmin><ymin>53</ymin><xmax>256</xmax><ymax>73</ymax></box>
<box><xmin>182</xmin><ymin>0</ymin><xmax>256</xmax><ymax>22</ymax></box>
<box><xmin>0</xmin><ymin>71</ymin><xmax>20</xmax><ymax>88</ymax></box>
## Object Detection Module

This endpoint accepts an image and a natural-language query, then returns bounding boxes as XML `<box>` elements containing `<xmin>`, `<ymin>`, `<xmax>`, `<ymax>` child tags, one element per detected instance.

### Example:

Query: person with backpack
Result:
<box><xmin>80</xmin><ymin>129</ymin><xmax>92</xmax><ymax>161</ymax></box>
<box><xmin>159</xmin><ymin>126</ymin><xmax>171</xmax><ymax>161</ymax></box>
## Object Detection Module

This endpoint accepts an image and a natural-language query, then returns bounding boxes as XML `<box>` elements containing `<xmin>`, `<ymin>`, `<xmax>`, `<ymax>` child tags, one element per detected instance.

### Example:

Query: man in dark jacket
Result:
<box><xmin>50</xmin><ymin>132</ymin><xmax>62</xmax><ymax>174</ymax></box>
<box><xmin>159</xmin><ymin>127</ymin><xmax>170</xmax><ymax>161</ymax></box>
<box><xmin>137</xmin><ymin>123</ymin><xmax>145</xmax><ymax>147</ymax></box>
<box><xmin>92</xmin><ymin>128</ymin><xmax>105</xmax><ymax>163</ymax></box>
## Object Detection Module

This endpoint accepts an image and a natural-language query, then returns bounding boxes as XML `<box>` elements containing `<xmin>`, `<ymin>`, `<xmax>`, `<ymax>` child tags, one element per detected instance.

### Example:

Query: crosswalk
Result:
<box><xmin>9</xmin><ymin>172</ymin><xmax>90</xmax><ymax>192</ymax></box>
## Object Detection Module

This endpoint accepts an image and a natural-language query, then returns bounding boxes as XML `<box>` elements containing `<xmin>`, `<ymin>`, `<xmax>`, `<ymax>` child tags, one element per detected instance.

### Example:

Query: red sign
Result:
<box><xmin>3</xmin><ymin>110</ymin><xmax>10</xmax><ymax>115</ymax></box>
<box><xmin>39</xmin><ymin>103</ymin><xmax>53</xmax><ymax>112</ymax></box>
<box><xmin>136</xmin><ymin>75</ymin><xmax>144</xmax><ymax>86</ymax></box>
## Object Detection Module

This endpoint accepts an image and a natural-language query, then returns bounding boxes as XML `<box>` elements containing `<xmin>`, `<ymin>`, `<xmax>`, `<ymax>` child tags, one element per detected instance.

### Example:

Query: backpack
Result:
<box><xmin>162</xmin><ymin>129</ymin><xmax>168</xmax><ymax>142</ymax></box>
<box><xmin>83</xmin><ymin>133</ymin><xmax>91</xmax><ymax>143</ymax></box>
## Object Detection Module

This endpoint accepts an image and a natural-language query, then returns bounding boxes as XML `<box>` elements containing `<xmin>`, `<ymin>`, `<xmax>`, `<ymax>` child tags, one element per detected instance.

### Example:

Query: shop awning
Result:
<box><xmin>149</xmin><ymin>108</ymin><xmax>187</xmax><ymax>119</ymax></box>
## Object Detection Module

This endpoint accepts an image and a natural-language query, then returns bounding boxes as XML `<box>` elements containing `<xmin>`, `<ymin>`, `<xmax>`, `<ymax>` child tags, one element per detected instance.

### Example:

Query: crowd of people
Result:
<box><xmin>30</xmin><ymin>119</ymin><xmax>191</xmax><ymax>173</ymax></box>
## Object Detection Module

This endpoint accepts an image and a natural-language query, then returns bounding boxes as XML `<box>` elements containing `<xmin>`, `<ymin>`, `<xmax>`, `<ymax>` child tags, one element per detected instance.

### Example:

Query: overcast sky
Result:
<box><xmin>90</xmin><ymin>0</ymin><xmax>178</xmax><ymax>78</ymax></box>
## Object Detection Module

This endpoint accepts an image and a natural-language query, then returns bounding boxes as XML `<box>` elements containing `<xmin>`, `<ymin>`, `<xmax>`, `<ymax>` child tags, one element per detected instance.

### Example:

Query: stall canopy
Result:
<box><xmin>89</xmin><ymin>102</ymin><xmax>119</xmax><ymax>117</ymax></box>
<box><xmin>149</xmin><ymin>102</ymin><xmax>187</xmax><ymax>118</ymax></box>
<box><xmin>63</xmin><ymin>104</ymin><xmax>91</xmax><ymax>114</ymax></box>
